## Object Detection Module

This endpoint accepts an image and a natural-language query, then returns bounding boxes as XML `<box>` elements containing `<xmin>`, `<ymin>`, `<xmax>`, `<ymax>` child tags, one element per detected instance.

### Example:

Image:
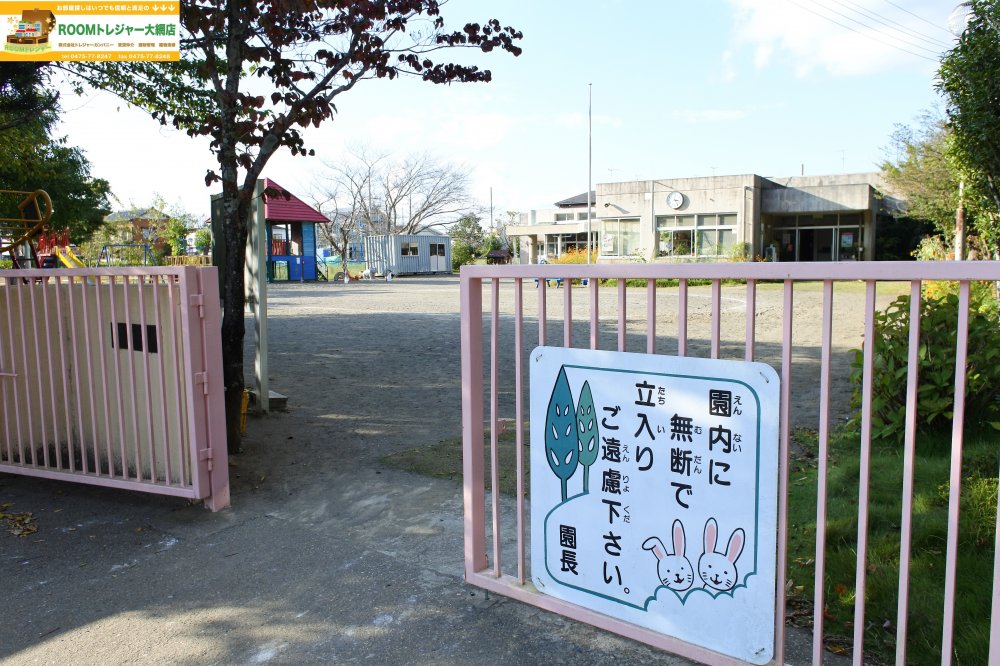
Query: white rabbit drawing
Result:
<box><xmin>698</xmin><ymin>517</ymin><xmax>745</xmax><ymax>592</ymax></box>
<box><xmin>641</xmin><ymin>519</ymin><xmax>694</xmax><ymax>591</ymax></box>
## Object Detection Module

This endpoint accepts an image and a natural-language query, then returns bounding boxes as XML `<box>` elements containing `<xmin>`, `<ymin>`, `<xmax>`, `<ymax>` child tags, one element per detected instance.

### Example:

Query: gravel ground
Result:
<box><xmin>248</xmin><ymin>275</ymin><xmax>908</xmax><ymax>452</ymax></box>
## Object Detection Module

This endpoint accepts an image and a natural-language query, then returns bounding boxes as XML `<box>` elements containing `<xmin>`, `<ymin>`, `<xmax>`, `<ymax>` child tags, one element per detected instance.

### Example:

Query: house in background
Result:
<box><xmin>262</xmin><ymin>178</ymin><xmax>329</xmax><ymax>281</ymax></box>
<box><xmin>105</xmin><ymin>208</ymin><xmax>171</xmax><ymax>254</ymax></box>
<box><xmin>185</xmin><ymin>219</ymin><xmax>212</xmax><ymax>256</ymax></box>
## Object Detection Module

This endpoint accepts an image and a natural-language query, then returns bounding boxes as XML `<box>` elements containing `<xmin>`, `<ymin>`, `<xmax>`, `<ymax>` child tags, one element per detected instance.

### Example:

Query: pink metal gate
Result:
<box><xmin>0</xmin><ymin>266</ymin><xmax>229</xmax><ymax>511</ymax></box>
<box><xmin>460</xmin><ymin>261</ymin><xmax>1000</xmax><ymax>665</ymax></box>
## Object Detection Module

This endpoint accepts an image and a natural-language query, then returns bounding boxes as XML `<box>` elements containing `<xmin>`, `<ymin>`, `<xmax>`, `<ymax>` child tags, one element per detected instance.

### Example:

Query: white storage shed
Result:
<box><xmin>364</xmin><ymin>234</ymin><xmax>452</xmax><ymax>276</ymax></box>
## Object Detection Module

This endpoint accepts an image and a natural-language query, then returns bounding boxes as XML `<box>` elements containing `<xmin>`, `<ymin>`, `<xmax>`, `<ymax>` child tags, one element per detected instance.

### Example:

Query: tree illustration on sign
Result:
<box><xmin>545</xmin><ymin>366</ymin><xmax>579</xmax><ymax>502</ymax></box>
<box><xmin>576</xmin><ymin>380</ymin><xmax>599</xmax><ymax>494</ymax></box>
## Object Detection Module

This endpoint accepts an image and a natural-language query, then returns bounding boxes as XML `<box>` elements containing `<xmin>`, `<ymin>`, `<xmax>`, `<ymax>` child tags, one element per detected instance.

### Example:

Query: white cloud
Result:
<box><xmin>727</xmin><ymin>0</ymin><xmax>952</xmax><ymax>77</ymax></box>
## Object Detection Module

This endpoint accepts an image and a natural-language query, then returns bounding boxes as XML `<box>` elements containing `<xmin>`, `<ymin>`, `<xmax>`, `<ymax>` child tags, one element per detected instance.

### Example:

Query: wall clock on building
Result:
<box><xmin>667</xmin><ymin>191</ymin><xmax>684</xmax><ymax>209</ymax></box>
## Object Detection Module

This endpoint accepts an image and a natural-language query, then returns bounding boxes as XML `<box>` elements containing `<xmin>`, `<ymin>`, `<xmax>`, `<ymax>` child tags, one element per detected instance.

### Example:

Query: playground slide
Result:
<box><xmin>55</xmin><ymin>246</ymin><xmax>86</xmax><ymax>268</ymax></box>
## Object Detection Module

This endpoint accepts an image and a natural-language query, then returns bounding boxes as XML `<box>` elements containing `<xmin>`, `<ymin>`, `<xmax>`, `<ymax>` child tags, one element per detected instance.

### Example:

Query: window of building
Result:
<box><xmin>543</xmin><ymin>232</ymin><xmax>594</xmax><ymax>259</ymax></box>
<box><xmin>656</xmin><ymin>213</ymin><xmax>737</xmax><ymax>258</ymax></box>
<box><xmin>554</xmin><ymin>213</ymin><xmax>574</xmax><ymax>222</ymax></box>
<box><xmin>429</xmin><ymin>243</ymin><xmax>446</xmax><ymax>256</ymax></box>
<box><xmin>401</xmin><ymin>241</ymin><xmax>419</xmax><ymax>256</ymax></box>
<box><xmin>600</xmin><ymin>219</ymin><xmax>640</xmax><ymax>257</ymax></box>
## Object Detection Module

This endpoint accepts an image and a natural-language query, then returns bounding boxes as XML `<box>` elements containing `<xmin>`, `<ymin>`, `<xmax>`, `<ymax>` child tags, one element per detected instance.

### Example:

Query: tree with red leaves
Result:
<box><xmin>70</xmin><ymin>1</ymin><xmax>522</xmax><ymax>451</ymax></box>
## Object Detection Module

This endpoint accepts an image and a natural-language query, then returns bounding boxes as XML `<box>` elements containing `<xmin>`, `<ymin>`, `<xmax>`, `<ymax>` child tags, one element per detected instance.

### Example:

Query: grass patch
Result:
<box><xmin>380</xmin><ymin>429</ymin><xmax>529</xmax><ymax>496</ymax></box>
<box><xmin>787</xmin><ymin>426</ymin><xmax>998</xmax><ymax>664</ymax></box>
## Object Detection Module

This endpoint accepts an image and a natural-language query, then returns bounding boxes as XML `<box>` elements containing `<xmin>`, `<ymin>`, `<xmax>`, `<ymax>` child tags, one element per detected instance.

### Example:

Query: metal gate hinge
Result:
<box><xmin>189</xmin><ymin>293</ymin><xmax>205</xmax><ymax>318</ymax></box>
<box><xmin>194</xmin><ymin>372</ymin><xmax>209</xmax><ymax>395</ymax></box>
<box><xmin>199</xmin><ymin>448</ymin><xmax>213</xmax><ymax>471</ymax></box>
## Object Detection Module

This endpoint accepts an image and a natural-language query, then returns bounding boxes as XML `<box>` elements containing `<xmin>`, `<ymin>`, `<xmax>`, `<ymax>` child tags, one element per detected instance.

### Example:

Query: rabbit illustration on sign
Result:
<box><xmin>642</xmin><ymin>519</ymin><xmax>694</xmax><ymax>591</ymax></box>
<box><xmin>698</xmin><ymin>517</ymin><xmax>745</xmax><ymax>592</ymax></box>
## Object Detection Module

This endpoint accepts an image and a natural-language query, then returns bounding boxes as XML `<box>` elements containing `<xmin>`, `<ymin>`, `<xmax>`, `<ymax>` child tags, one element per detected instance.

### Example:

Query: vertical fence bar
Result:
<box><xmin>30</xmin><ymin>281</ymin><xmax>50</xmax><ymax>467</ymax></box>
<box><xmin>41</xmin><ymin>278</ymin><xmax>60</xmax><ymax>468</ymax></box>
<box><xmin>745</xmin><ymin>279</ymin><xmax>756</xmax><ymax>362</ymax></box>
<box><xmin>0</xmin><ymin>284</ymin><xmax>12</xmax><ymax>462</ymax></box>
<box><xmin>95</xmin><ymin>275</ymin><xmax>115</xmax><ymax>475</ymax></box>
<box><xmin>78</xmin><ymin>275</ymin><xmax>97</xmax><ymax>476</ymax></box>
<box><xmin>514</xmin><ymin>278</ymin><xmax>526</xmax><ymax>584</ymax></box>
<box><xmin>564</xmin><ymin>280</ymin><xmax>572</xmax><ymax>348</ymax></box>
<box><xmin>646</xmin><ymin>280</ymin><xmax>655</xmax><ymax>354</ymax></box>
<box><xmin>16</xmin><ymin>280</ymin><xmax>31</xmax><ymax>463</ymax></box>
<box><xmin>812</xmin><ymin>280</ymin><xmax>834</xmax><ymax>664</ymax></box>
<box><xmin>166</xmin><ymin>275</ymin><xmax>189</xmax><ymax>484</ymax></box>
<box><xmin>152</xmin><ymin>278</ymin><xmax>173</xmax><ymax>485</ymax></box>
<box><xmin>461</xmin><ymin>274</ymin><xmax>487</xmax><ymax>576</ymax></box>
<box><xmin>852</xmin><ymin>280</ymin><xmax>878</xmax><ymax>666</ymax></box>
<box><xmin>991</xmin><ymin>461</ymin><xmax>1000</xmax><ymax>663</ymax></box>
<box><xmin>538</xmin><ymin>280</ymin><xmax>547</xmax><ymax>347</ymax></box>
<box><xmin>490</xmin><ymin>278</ymin><xmax>502</xmax><ymax>577</ymax></box>
<box><xmin>53</xmin><ymin>276</ymin><xmax>75</xmax><ymax>472</ymax></box>
<box><xmin>5</xmin><ymin>280</ymin><xmax>25</xmax><ymax>464</ymax></box>
<box><xmin>774</xmin><ymin>279</ymin><xmax>793</xmax><ymax>666</ymax></box>
<box><xmin>710</xmin><ymin>279</ymin><xmax>721</xmax><ymax>359</ymax></box>
<box><xmin>122</xmin><ymin>275</ymin><xmax>142</xmax><ymax>480</ymax></box>
<box><xmin>107</xmin><ymin>275</ymin><xmax>127</xmax><ymax>478</ymax></box>
<box><xmin>138</xmin><ymin>277</ymin><xmax>157</xmax><ymax>481</ymax></box>
<box><xmin>589</xmin><ymin>277</ymin><xmax>599</xmax><ymax>350</ymax></box>
<box><xmin>941</xmin><ymin>280</ymin><xmax>971</xmax><ymax>663</ymax></box>
<box><xmin>895</xmin><ymin>280</ymin><xmax>922</xmax><ymax>664</ymax></box>
<box><xmin>677</xmin><ymin>279</ymin><xmax>688</xmax><ymax>357</ymax></box>
<box><xmin>617</xmin><ymin>279</ymin><xmax>626</xmax><ymax>352</ymax></box>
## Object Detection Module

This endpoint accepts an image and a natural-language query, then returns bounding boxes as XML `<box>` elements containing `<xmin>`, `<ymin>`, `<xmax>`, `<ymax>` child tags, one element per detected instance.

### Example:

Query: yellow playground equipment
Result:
<box><xmin>0</xmin><ymin>189</ymin><xmax>53</xmax><ymax>266</ymax></box>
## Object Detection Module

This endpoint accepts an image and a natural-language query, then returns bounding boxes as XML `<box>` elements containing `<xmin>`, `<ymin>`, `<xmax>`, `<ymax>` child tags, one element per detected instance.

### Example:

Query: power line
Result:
<box><xmin>828</xmin><ymin>0</ymin><xmax>950</xmax><ymax>49</ymax></box>
<box><xmin>785</xmin><ymin>0</ymin><xmax>940</xmax><ymax>62</ymax></box>
<box><xmin>804</xmin><ymin>0</ymin><xmax>943</xmax><ymax>56</ymax></box>
<box><xmin>881</xmin><ymin>0</ymin><xmax>956</xmax><ymax>36</ymax></box>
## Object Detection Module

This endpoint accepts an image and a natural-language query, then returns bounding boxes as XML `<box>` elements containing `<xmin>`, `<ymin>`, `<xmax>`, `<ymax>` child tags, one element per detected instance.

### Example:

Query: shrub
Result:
<box><xmin>551</xmin><ymin>248</ymin><xmax>596</xmax><ymax>264</ymax></box>
<box><xmin>727</xmin><ymin>242</ymin><xmax>753</xmax><ymax>262</ymax></box>
<box><xmin>849</xmin><ymin>282</ymin><xmax>1000</xmax><ymax>443</ymax></box>
<box><xmin>451</xmin><ymin>240</ymin><xmax>478</xmax><ymax>270</ymax></box>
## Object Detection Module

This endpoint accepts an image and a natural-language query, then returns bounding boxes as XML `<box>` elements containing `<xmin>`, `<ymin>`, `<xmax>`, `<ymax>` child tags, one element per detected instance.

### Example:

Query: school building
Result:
<box><xmin>510</xmin><ymin>172</ymin><xmax>902</xmax><ymax>264</ymax></box>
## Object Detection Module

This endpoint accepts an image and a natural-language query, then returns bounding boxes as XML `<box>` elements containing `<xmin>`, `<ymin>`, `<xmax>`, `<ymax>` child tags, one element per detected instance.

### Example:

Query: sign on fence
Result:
<box><xmin>530</xmin><ymin>347</ymin><xmax>780</xmax><ymax>664</ymax></box>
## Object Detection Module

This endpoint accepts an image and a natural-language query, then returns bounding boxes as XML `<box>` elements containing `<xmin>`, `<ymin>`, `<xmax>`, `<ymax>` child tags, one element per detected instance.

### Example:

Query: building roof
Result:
<box><xmin>106</xmin><ymin>208</ymin><xmax>169</xmax><ymax>223</ymax></box>
<box><xmin>262</xmin><ymin>178</ymin><xmax>329</xmax><ymax>223</ymax></box>
<box><xmin>553</xmin><ymin>191</ymin><xmax>596</xmax><ymax>208</ymax></box>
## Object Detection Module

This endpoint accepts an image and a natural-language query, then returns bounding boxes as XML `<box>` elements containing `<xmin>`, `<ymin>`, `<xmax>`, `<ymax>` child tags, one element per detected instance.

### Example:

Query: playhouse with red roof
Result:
<box><xmin>263</xmin><ymin>178</ymin><xmax>329</xmax><ymax>281</ymax></box>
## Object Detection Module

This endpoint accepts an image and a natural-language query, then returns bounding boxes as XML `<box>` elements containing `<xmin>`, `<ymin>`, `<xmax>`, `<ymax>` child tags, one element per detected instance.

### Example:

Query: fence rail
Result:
<box><xmin>0</xmin><ymin>266</ymin><xmax>228</xmax><ymax>510</ymax></box>
<box><xmin>460</xmin><ymin>260</ymin><xmax>1000</xmax><ymax>665</ymax></box>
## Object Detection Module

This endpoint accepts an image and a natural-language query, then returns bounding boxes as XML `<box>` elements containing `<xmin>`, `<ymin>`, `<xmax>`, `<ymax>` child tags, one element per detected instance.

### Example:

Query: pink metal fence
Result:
<box><xmin>0</xmin><ymin>266</ymin><xmax>229</xmax><ymax>511</ymax></box>
<box><xmin>460</xmin><ymin>260</ymin><xmax>1000</xmax><ymax>665</ymax></box>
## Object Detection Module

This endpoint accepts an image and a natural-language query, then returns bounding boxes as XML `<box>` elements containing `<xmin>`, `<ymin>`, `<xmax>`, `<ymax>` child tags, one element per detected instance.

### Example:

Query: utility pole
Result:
<box><xmin>587</xmin><ymin>83</ymin><xmax>592</xmax><ymax>265</ymax></box>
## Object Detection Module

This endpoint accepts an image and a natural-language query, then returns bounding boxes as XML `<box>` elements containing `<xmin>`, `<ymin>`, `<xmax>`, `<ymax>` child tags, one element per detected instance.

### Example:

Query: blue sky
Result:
<box><xmin>56</xmin><ymin>0</ymin><xmax>959</xmax><ymax>222</ymax></box>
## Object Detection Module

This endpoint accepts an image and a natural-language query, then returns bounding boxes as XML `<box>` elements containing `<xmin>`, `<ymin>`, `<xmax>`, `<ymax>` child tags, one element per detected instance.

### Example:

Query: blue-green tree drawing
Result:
<box><xmin>576</xmin><ymin>381</ymin><xmax>599</xmax><ymax>494</ymax></box>
<box><xmin>545</xmin><ymin>366</ymin><xmax>579</xmax><ymax>502</ymax></box>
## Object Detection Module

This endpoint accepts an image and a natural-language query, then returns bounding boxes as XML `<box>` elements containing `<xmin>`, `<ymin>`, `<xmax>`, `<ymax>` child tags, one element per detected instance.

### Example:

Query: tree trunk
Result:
<box><xmin>220</xmin><ymin>194</ymin><xmax>251</xmax><ymax>454</ymax></box>
<box><xmin>340</xmin><ymin>226</ymin><xmax>350</xmax><ymax>279</ymax></box>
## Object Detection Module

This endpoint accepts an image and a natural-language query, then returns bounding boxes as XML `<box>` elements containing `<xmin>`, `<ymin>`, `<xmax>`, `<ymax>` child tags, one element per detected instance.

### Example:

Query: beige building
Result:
<box><xmin>511</xmin><ymin>172</ymin><xmax>899</xmax><ymax>263</ymax></box>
